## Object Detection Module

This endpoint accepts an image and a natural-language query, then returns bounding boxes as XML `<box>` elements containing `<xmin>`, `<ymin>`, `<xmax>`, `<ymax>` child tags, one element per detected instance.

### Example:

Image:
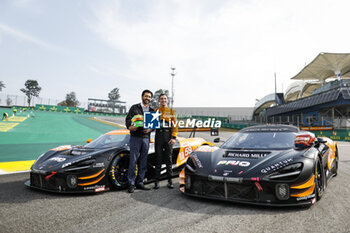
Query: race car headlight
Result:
<box><xmin>280</xmin><ymin>163</ymin><xmax>302</xmax><ymax>172</ymax></box>
<box><xmin>268</xmin><ymin>163</ymin><xmax>303</xmax><ymax>180</ymax></box>
<box><xmin>186</xmin><ymin>154</ymin><xmax>202</xmax><ymax>172</ymax></box>
<box><xmin>62</xmin><ymin>159</ymin><xmax>96</xmax><ymax>169</ymax></box>
<box><xmin>190</xmin><ymin>154</ymin><xmax>203</xmax><ymax>168</ymax></box>
<box><xmin>275</xmin><ymin>183</ymin><xmax>289</xmax><ymax>200</ymax></box>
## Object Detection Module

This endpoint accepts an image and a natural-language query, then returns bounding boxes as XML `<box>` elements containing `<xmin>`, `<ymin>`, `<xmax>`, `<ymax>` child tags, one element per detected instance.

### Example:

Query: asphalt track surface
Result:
<box><xmin>1</xmin><ymin>127</ymin><xmax>350</xmax><ymax>233</ymax></box>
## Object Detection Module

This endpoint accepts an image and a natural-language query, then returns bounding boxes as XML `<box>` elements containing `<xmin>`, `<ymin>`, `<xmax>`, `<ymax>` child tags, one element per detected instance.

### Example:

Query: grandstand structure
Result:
<box><xmin>254</xmin><ymin>53</ymin><xmax>350</xmax><ymax>128</ymax></box>
<box><xmin>88</xmin><ymin>98</ymin><xmax>126</xmax><ymax>114</ymax></box>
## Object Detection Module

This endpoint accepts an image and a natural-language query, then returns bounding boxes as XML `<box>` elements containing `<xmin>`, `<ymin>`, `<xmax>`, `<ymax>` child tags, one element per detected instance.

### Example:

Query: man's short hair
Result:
<box><xmin>142</xmin><ymin>89</ymin><xmax>153</xmax><ymax>98</ymax></box>
<box><xmin>158</xmin><ymin>93</ymin><xmax>168</xmax><ymax>100</ymax></box>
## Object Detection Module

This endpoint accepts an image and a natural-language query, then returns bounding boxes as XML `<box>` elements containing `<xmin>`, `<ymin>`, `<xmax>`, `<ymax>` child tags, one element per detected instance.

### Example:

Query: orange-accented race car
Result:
<box><xmin>180</xmin><ymin>125</ymin><xmax>338</xmax><ymax>206</ymax></box>
<box><xmin>25</xmin><ymin>129</ymin><xmax>213</xmax><ymax>193</ymax></box>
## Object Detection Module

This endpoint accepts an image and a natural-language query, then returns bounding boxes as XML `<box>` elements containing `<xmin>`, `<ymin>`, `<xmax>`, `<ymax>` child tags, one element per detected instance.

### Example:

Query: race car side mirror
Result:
<box><xmin>211</xmin><ymin>128</ymin><xmax>219</xmax><ymax>136</ymax></box>
<box><xmin>295</xmin><ymin>133</ymin><xmax>315</xmax><ymax>149</ymax></box>
<box><xmin>317</xmin><ymin>137</ymin><xmax>327</xmax><ymax>143</ymax></box>
<box><xmin>214</xmin><ymin>137</ymin><xmax>220</xmax><ymax>143</ymax></box>
<box><xmin>86</xmin><ymin>138</ymin><xmax>92</xmax><ymax>143</ymax></box>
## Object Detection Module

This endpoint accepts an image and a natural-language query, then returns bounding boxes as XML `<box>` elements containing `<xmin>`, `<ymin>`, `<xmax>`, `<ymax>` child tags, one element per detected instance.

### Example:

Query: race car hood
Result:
<box><xmin>31</xmin><ymin>146</ymin><xmax>118</xmax><ymax>173</ymax></box>
<box><xmin>192</xmin><ymin>146</ymin><xmax>305</xmax><ymax>178</ymax></box>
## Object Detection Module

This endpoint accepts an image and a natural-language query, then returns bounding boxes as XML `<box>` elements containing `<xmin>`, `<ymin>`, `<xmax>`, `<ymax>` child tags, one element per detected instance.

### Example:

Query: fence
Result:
<box><xmin>0</xmin><ymin>93</ymin><xmax>88</xmax><ymax>109</ymax></box>
<box><xmin>250</xmin><ymin>115</ymin><xmax>350</xmax><ymax>129</ymax></box>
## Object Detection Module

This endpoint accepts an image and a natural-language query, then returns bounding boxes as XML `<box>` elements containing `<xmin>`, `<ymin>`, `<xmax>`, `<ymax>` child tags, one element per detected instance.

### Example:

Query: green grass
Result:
<box><xmin>0</xmin><ymin>108</ymin><xmax>120</xmax><ymax>162</ymax></box>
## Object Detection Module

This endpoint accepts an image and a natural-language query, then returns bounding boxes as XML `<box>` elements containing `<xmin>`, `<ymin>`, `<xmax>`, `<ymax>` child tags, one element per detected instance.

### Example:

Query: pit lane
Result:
<box><xmin>0</xmin><ymin>130</ymin><xmax>349</xmax><ymax>233</ymax></box>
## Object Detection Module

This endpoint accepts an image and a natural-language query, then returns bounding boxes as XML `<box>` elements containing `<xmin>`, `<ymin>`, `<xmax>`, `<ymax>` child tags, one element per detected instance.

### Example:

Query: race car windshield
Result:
<box><xmin>84</xmin><ymin>134</ymin><xmax>129</xmax><ymax>148</ymax></box>
<box><xmin>221</xmin><ymin>132</ymin><xmax>296</xmax><ymax>150</ymax></box>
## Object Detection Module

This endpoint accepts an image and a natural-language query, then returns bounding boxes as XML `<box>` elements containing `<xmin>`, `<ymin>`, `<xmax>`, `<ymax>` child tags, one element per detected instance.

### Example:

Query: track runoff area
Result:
<box><xmin>0</xmin><ymin>108</ymin><xmax>123</xmax><ymax>174</ymax></box>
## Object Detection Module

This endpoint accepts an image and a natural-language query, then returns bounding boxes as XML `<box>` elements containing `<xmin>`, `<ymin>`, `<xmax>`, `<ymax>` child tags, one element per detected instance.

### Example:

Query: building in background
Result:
<box><xmin>88</xmin><ymin>98</ymin><xmax>126</xmax><ymax>114</ymax></box>
<box><xmin>254</xmin><ymin>52</ymin><xmax>350</xmax><ymax>128</ymax></box>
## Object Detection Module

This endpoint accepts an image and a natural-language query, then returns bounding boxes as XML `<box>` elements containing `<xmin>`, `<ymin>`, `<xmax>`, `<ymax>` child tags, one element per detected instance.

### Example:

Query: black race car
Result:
<box><xmin>179</xmin><ymin>125</ymin><xmax>339</xmax><ymax>206</ymax></box>
<box><xmin>25</xmin><ymin>129</ymin><xmax>212</xmax><ymax>193</ymax></box>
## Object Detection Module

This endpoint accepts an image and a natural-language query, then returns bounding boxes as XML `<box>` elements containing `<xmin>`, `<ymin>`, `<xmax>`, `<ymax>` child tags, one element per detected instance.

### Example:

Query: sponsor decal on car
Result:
<box><xmin>217</xmin><ymin>160</ymin><xmax>250</xmax><ymax>167</ymax></box>
<box><xmin>61</xmin><ymin>162</ymin><xmax>72</xmax><ymax>168</ymax></box>
<box><xmin>260</xmin><ymin>158</ymin><xmax>293</xmax><ymax>173</ymax></box>
<box><xmin>84</xmin><ymin>185</ymin><xmax>105</xmax><ymax>191</ymax></box>
<box><xmin>61</xmin><ymin>156</ymin><xmax>92</xmax><ymax>168</ymax></box>
<box><xmin>196</xmin><ymin>146</ymin><xmax>219</xmax><ymax>152</ymax></box>
<box><xmin>223</xmin><ymin>170</ymin><xmax>233</xmax><ymax>176</ymax></box>
<box><xmin>177</xmin><ymin>143</ymin><xmax>193</xmax><ymax>165</ymax></box>
<box><xmin>226</xmin><ymin>151</ymin><xmax>270</xmax><ymax>159</ymax></box>
<box><xmin>93</xmin><ymin>163</ymin><xmax>104</xmax><ymax>168</ymax></box>
<box><xmin>296</xmin><ymin>194</ymin><xmax>315</xmax><ymax>201</ymax></box>
<box><xmin>49</xmin><ymin>157</ymin><xmax>66</xmax><ymax>162</ymax></box>
<box><xmin>95</xmin><ymin>186</ymin><xmax>106</xmax><ymax>192</ymax></box>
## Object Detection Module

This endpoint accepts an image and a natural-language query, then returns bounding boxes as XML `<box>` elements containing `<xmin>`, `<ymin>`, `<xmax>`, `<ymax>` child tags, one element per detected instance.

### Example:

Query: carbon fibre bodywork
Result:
<box><xmin>25</xmin><ymin>129</ymin><xmax>212</xmax><ymax>193</ymax></box>
<box><xmin>180</xmin><ymin>125</ymin><xmax>338</xmax><ymax>206</ymax></box>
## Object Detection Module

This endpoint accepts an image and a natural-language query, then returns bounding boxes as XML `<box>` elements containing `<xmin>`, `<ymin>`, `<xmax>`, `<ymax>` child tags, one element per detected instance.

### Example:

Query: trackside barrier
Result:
<box><xmin>222</xmin><ymin>123</ymin><xmax>350</xmax><ymax>142</ymax></box>
<box><xmin>31</xmin><ymin>104</ymin><xmax>126</xmax><ymax>117</ymax></box>
<box><xmin>221</xmin><ymin>122</ymin><xmax>257</xmax><ymax>130</ymax></box>
<box><xmin>310</xmin><ymin>129</ymin><xmax>350</xmax><ymax>142</ymax></box>
<box><xmin>35</xmin><ymin>104</ymin><xmax>84</xmax><ymax>113</ymax></box>
<box><xmin>191</xmin><ymin>115</ymin><xmax>228</xmax><ymax>122</ymax></box>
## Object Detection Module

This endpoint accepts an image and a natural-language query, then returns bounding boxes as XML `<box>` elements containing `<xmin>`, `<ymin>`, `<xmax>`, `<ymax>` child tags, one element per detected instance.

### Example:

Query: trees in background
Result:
<box><xmin>108</xmin><ymin>88</ymin><xmax>120</xmax><ymax>101</ymax></box>
<box><xmin>107</xmin><ymin>87</ymin><xmax>121</xmax><ymax>113</ymax></box>
<box><xmin>0</xmin><ymin>81</ymin><xmax>4</xmax><ymax>104</ymax></box>
<box><xmin>150</xmin><ymin>89</ymin><xmax>169</xmax><ymax>109</ymax></box>
<box><xmin>0</xmin><ymin>81</ymin><xmax>5</xmax><ymax>92</ymax></box>
<box><xmin>20</xmin><ymin>80</ymin><xmax>41</xmax><ymax>106</ymax></box>
<box><xmin>58</xmin><ymin>92</ymin><xmax>80</xmax><ymax>107</ymax></box>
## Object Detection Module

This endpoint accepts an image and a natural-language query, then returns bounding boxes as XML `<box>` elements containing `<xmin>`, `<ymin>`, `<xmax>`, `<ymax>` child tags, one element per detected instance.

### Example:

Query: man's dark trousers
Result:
<box><xmin>155</xmin><ymin>130</ymin><xmax>173</xmax><ymax>181</ymax></box>
<box><xmin>127</xmin><ymin>136</ymin><xmax>150</xmax><ymax>186</ymax></box>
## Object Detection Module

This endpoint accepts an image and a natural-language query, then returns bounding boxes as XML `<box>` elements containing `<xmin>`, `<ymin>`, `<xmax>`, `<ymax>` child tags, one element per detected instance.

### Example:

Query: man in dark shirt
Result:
<box><xmin>125</xmin><ymin>90</ymin><xmax>154</xmax><ymax>193</ymax></box>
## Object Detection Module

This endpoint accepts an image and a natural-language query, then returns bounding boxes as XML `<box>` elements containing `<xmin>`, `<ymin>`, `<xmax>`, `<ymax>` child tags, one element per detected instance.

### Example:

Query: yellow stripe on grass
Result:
<box><xmin>89</xmin><ymin>117</ymin><xmax>126</xmax><ymax>128</ymax></box>
<box><xmin>0</xmin><ymin>160</ymin><xmax>35</xmax><ymax>172</ymax></box>
<box><xmin>0</xmin><ymin>122</ymin><xmax>19</xmax><ymax>132</ymax></box>
<box><xmin>7</xmin><ymin>116</ymin><xmax>28</xmax><ymax>122</ymax></box>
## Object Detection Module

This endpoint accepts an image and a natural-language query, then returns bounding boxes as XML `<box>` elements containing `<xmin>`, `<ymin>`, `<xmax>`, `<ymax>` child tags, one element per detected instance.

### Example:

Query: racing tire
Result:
<box><xmin>109</xmin><ymin>153</ymin><xmax>130</xmax><ymax>190</ymax></box>
<box><xmin>315</xmin><ymin>156</ymin><xmax>325</xmax><ymax>201</ymax></box>
<box><xmin>333</xmin><ymin>147</ymin><xmax>339</xmax><ymax>177</ymax></box>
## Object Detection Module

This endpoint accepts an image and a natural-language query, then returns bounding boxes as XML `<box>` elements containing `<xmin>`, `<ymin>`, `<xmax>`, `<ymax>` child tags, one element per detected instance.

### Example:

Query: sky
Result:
<box><xmin>0</xmin><ymin>0</ymin><xmax>350</xmax><ymax>108</ymax></box>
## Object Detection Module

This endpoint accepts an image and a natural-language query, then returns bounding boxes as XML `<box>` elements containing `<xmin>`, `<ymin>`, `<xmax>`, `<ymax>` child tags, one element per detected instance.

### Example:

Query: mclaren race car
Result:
<box><xmin>180</xmin><ymin>125</ymin><xmax>338</xmax><ymax>206</ymax></box>
<box><xmin>25</xmin><ymin>129</ymin><xmax>212</xmax><ymax>193</ymax></box>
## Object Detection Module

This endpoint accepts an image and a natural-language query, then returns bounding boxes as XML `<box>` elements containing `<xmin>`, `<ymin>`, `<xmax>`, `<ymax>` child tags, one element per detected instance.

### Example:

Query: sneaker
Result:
<box><xmin>154</xmin><ymin>180</ymin><xmax>160</xmax><ymax>189</ymax></box>
<box><xmin>136</xmin><ymin>183</ymin><xmax>151</xmax><ymax>190</ymax></box>
<box><xmin>128</xmin><ymin>185</ymin><xmax>135</xmax><ymax>193</ymax></box>
<box><xmin>167</xmin><ymin>181</ymin><xmax>174</xmax><ymax>189</ymax></box>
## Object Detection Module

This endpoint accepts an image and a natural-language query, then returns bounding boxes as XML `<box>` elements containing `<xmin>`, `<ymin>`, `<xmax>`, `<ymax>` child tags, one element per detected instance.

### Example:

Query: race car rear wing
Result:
<box><xmin>178</xmin><ymin>127</ymin><xmax>219</xmax><ymax>138</ymax></box>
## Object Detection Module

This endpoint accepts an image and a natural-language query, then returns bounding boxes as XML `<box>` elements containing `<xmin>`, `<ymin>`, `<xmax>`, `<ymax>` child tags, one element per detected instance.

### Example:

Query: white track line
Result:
<box><xmin>0</xmin><ymin>169</ymin><xmax>30</xmax><ymax>175</ymax></box>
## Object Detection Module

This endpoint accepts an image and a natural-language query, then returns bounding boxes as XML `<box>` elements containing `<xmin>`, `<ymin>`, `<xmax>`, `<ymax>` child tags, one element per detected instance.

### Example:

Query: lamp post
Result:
<box><xmin>170</xmin><ymin>67</ymin><xmax>176</xmax><ymax>108</ymax></box>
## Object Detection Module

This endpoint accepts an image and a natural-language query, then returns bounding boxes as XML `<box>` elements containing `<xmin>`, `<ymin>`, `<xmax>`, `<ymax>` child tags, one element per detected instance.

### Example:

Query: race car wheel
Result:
<box><xmin>109</xmin><ymin>153</ymin><xmax>130</xmax><ymax>190</ymax></box>
<box><xmin>315</xmin><ymin>156</ymin><xmax>325</xmax><ymax>201</ymax></box>
<box><xmin>334</xmin><ymin>147</ymin><xmax>339</xmax><ymax>177</ymax></box>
